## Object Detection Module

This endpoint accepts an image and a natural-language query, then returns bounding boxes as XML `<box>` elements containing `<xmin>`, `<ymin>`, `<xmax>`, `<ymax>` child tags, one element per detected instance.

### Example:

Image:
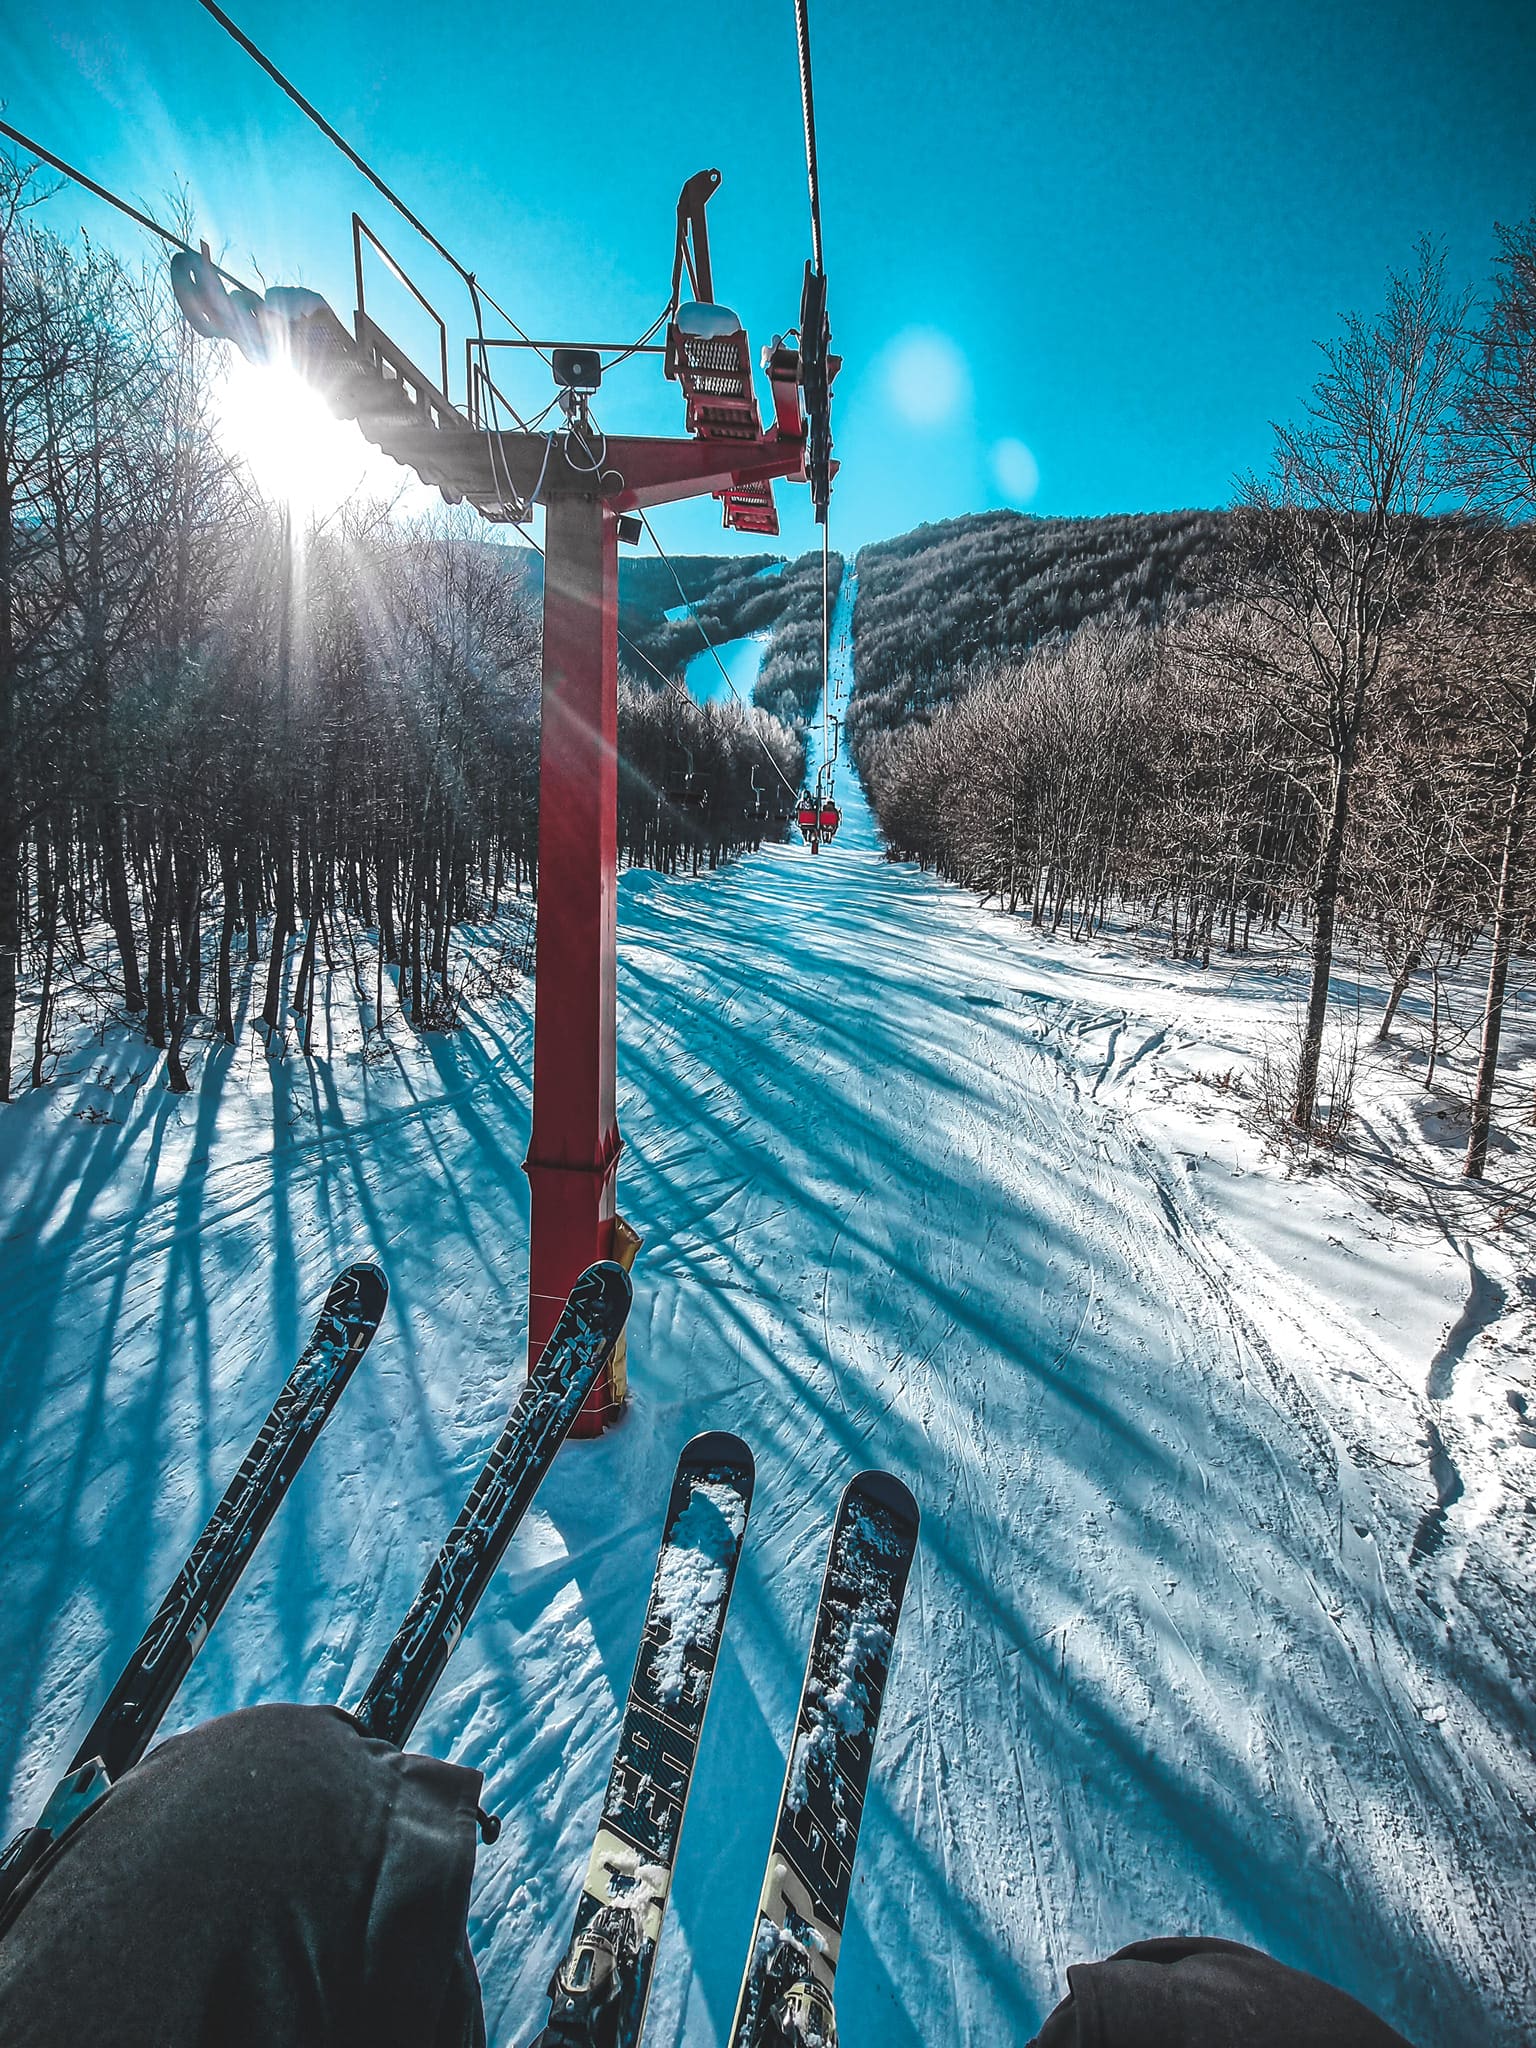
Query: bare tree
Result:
<box><xmin>1236</xmin><ymin>242</ymin><xmax>1469</xmax><ymax>1131</ymax></box>
<box><xmin>0</xmin><ymin>160</ymin><xmax>93</xmax><ymax>1099</ymax></box>
<box><xmin>1455</xmin><ymin>215</ymin><xmax>1536</xmax><ymax>1177</ymax></box>
<box><xmin>1455</xmin><ymin>550</ymin><xmax>1536</xmax><ymax>1179</ymax></box>
<box><xmin>1458</xmin><ymin>214</ymin><xmax>1536</xmax><ymax>519</ymax></box>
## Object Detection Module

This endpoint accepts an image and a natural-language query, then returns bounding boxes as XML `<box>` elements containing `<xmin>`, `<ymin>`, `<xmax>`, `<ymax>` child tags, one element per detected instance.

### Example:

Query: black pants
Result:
<box><xmin>1</xmin><ymin>1706</ymin><xmax>1420</xmax><ymax>2048</ymax></box>
<box><xmin>1028</xmin><ymin>1936</ymin><xmax>1418</xmax><ymax>2047</ymax></box>
<box><xmin>0</xmin><ymin>1703</ymin><xmax>486</xmax><ymax>2048</ymax></box>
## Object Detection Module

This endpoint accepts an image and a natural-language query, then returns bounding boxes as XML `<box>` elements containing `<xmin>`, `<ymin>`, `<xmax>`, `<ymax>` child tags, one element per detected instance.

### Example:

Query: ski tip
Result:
<box><xmin>334</xmin><ymin>1262</ymin><xmax>389</xmax><ymax>1318</ymax></box>
<box><xmin>572</xmin><ymin>1259</ymin><xmax>634</xmax><ymax>1321</ymax></box>
<box><xmin>677</xmin><ymin>1430</ymin><xmax>755</xmax><ymax>1479</ymax></box>
<box><xmin>846</xmin><ymin>1469</ymin><xmax>920</xmax><ymax>1535</ymax></box>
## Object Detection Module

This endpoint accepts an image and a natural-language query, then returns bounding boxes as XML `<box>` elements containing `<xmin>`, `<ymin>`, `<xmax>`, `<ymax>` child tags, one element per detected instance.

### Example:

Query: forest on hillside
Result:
<box><xmin>853</xmin><ymin>230</ymin><xmax>1536</xmax><ymax>1172</ymax></box>
<box><xmin>0</xmin><ymin>161</ymin><xmax>803</xmax><ymax>1100</ymax></box>
<box><xmin>619</xmin><ymin>546</ymin><xmax>844</xmax><ymax>726</ymax></box>
<box><xmin>850</xmin><ymin>508</ymin><xmax>1225</xmax><ymax>737</ymax></box>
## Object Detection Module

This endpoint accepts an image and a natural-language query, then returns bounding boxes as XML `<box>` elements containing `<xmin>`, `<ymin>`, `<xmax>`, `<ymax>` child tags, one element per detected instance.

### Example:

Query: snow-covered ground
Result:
<box><xmin>682</xmin><ymin>631</ymin><xmax>769</xmax><ymax>708</ymax></box>
<box><xmin>2</xmin><ymin>566</ymin><xmax>1533</xmax><ymax>2046</ymax></box>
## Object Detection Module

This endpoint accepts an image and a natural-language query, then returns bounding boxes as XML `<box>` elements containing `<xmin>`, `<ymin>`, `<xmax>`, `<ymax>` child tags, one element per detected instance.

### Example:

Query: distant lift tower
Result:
<box><xmin>172</xmin><ymin>169</ymin><xmax>837</xmax><ymax>1431</ymax></box>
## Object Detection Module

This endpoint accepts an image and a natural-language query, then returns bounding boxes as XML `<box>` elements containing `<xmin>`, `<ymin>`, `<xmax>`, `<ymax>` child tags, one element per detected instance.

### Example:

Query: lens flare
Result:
<box><xmin>991</xmin><ymin>437</ymin><xmax>1040</xmax><ymax>505</ymax></box>
<box><xmin>883</xmin><ymin>329</ymin><xmax>970</xmax><ymax>428</ymax></box>
<box><xmin>213</xmin><ymin>351</ymin><xmax>423</xmax><ymax>520</ymax></box>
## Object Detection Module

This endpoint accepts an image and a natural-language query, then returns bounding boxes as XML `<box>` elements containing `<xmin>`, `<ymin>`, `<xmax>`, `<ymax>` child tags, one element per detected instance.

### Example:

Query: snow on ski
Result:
<box><xmin>530</xmin><ymin>1431</ymin><xmax>755</xmax><ymax>2048</ymax></box>
<box><xmin>351</xmin><ymin>1259</ymin><xmax>633</xmax><ymax>1749</ymax></box>
<box><xmin>727</xmin><ymin>1472</ymin><xmax>919</xmax><ymax>2048</ymax></box>
<box><xmin>0</xmin><ymin>1260</ymin><xmax>388</xmax><ymax>1909</ymax></box>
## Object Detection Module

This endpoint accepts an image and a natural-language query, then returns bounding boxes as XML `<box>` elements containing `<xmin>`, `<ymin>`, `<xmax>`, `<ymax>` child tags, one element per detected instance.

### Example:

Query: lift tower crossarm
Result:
<box><xmin>270</xmin><ymin>292</ymin><xmax>809</xmax><ymax>522</ymax></box>
<box><xmin>313</xmin><ymin>422</ymin><xmax>808</xmax><ymax>513</ymax></box>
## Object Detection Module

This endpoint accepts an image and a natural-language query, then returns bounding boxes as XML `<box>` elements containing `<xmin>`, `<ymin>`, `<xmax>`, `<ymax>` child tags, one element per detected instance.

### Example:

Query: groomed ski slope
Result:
<box><xmin>1</xmin><ymin>566</ymin><xmax>1531</xmax><ymax>2045</ymax></box>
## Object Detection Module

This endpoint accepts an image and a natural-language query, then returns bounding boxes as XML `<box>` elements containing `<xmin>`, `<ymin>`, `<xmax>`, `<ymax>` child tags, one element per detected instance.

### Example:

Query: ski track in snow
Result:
<box><xmin>1</xmin><ymin>567</ymin><xmax>1532</xmax><ymax>2045</ymax></box>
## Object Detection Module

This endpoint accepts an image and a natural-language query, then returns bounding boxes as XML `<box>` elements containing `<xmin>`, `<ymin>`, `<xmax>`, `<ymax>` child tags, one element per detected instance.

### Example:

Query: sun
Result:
<box><xmin>213</xmin><ymin>350</ymin><xmax>431</xmax><ymax>522</ymax></box>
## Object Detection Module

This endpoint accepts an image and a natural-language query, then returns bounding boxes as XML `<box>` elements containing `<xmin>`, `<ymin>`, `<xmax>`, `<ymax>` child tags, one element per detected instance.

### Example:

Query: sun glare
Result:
<box><xmin>992</xmin><ymin>436</ymin><xmax>1041</xmax><ymax>506</ymax></box>
<box><xmin>213</xmin><ymin>351</ymin><xmax>427</xmax><ymax>522</ymax></box>
<box><xmin>883</xmin><ymin>328</ymin><xmax>970</xmax><ymax>429</ymax></box>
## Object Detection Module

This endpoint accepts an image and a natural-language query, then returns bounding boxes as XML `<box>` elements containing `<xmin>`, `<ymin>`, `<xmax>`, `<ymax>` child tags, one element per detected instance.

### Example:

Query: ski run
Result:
<box><xmin>2</xmin><ymin>567</ymin><xmax>1534</xmax><ymax>2044</ymax></box>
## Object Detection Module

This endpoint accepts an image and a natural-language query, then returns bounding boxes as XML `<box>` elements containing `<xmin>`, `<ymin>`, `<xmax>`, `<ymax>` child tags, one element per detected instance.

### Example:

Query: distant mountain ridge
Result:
<box><xmin>847</xmin><ymin>508</ymin><xmax>1229</xmax><ymax>742</ymax></box>
<box><xmin>517</xmin><ymin>508</ymin><xmax>1226</xmax><ymax>739</ymax></box>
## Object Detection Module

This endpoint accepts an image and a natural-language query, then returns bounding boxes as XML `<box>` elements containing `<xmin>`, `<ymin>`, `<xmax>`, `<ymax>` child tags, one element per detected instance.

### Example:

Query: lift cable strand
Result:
<box><xmin>821</xmin><ymin>517</ymin><xmax>832</xmax><ymax>784</ymax></box>
<box><xmin>517</xmin><ymin>531</ymin><xmax>718</xmax><ymax>704</ymax></box>
<box><xmin>0</xmin><ymin>118</ymin><xmax>258</xmax><ymax>294</ymax></box>
<box><xmin>194</xmin><ymin>0</ymin><xmax>672</xmax><ymax>447</ymax></box>
<box><xmin>599</xmin><ymin>303</ymin><xmax>673</xmax><ymax>372</ymax></box>
<box><xmin>193</xmin><ymin>0</ymin><xmax>556</xmax><ymax>509</ymax></box>
<box><xmin>793</xmin><ymin>0</ymin><xmax>824</xmax><ymax>278</ymax></box>
<box><xmin>524</xmin><ymin>523</ymin><xmax>800</xmax><ymax>814</ymax></box>
<box><xmin>192</xmin><ymin>0</ymin><xmax>549</xmax><ymax>363</ymax></box>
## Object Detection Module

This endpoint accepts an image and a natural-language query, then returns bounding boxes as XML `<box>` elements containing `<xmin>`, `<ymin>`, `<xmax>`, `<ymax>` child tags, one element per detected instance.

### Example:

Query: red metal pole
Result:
<box><xmin>524</xmin><ymin>491</ymin><xmax>623</xmax><ymax>1432</ymax></box>
<box><xmin>514</xmin><ymin>442</ymin><xmax>808</xmax><ymax>1430</ymax></box>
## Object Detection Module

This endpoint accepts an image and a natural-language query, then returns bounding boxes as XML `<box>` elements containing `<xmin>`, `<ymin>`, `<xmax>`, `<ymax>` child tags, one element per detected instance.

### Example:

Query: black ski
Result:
<box><xmin>727</xmin><ymin>1472</ymin><xmax>919</xmax><ymax>2048</ymax></box>
<box><xmin>531</xmin><ymin>1431</ymin><xmax>755</xmax><ymax>2048</ymax></box>
<box><xmin>351</xmin><ymin>1260</ymin><xmax>633</xmax><ymax>1749</ymax></box>
<box><xmin>0</xmin><ymin>1261</ymin><xmax>388</xmax><ymax>1906</ymax></box>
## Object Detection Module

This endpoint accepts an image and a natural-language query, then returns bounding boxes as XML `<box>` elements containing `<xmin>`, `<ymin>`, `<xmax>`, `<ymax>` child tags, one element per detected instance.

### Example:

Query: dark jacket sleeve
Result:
<box><xmin>1028</xmin><ymin>1937</ymin><xmax>1418</xmax><ymax>2048</ymax></box>
<box><xmin>0</xmin><ymin>1701</ymin><xmax>487</xmax><ymax>2048</ymax></box>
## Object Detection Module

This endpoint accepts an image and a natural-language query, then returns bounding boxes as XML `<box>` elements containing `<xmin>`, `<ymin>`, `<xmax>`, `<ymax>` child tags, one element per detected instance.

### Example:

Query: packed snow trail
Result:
<box><xmin>0</xmin><ymin>564</ymin><xmax>1530</xmax><ymax>2044</ymax></box>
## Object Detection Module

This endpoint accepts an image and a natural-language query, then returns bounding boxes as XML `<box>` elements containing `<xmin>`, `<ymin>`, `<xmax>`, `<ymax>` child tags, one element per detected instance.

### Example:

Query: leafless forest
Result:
<box><xmin>0</xmin><ymin>162</ymin><xmax>803</xmax><ymax>1101</ymax></box>
<box><xmin>853</xmin><ymin>232</ymin><xmax>1536</xmax><ymax>1173</ymax></box>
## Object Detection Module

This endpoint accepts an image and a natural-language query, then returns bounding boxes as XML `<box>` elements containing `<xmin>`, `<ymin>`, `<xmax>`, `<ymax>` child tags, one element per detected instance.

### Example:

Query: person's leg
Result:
<box><xmin>0</xmin><ymin>1702</ymin><xmax>486</xmax><ymax>2048</ymax></box>
<box><xmin>1027</xmin><ymin>1937</ymin><xmax>1417</xmax><ymax>2048</ymax></box>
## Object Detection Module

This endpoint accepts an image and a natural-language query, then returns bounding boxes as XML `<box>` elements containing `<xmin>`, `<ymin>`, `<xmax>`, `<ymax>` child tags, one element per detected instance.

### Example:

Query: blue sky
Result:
<box><xmin>5</xmin><ymin>1</ymin><xmax>1535</xmax><ymax>558</ymax></box>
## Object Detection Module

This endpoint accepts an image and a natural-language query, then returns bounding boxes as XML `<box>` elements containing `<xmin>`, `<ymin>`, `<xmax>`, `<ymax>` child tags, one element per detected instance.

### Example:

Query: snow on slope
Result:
<box><xmin>2</xmin><ymin>565</ymin><xmax>1532</xmax><ymax>2046</ymax></box>
<box><xmin>682</xmin><ymin>632</ymin><xmax>769</xmax><ymax>708</ymax></box>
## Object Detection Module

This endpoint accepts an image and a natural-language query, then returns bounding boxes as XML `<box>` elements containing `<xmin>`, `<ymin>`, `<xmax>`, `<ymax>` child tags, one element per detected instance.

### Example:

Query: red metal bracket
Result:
<box><xmin>665</xmin><ymin>169</ymin><xmax>786</xmax><ymax>535</ymax></box>
<box><xmin>672</xmin><ymin>321</ymin><xmax>780</xmax><ymax>533</ymax></box>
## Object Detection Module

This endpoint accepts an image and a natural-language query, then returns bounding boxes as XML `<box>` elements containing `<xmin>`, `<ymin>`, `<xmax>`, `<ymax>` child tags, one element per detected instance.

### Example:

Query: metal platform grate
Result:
<box><xmin>672</xmin><ymin>326</ymin><xmax>780</xmax><ymax>536</ymax></box>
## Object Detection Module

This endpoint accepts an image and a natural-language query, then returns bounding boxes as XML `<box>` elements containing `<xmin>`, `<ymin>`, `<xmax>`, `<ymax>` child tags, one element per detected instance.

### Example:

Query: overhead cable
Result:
<box><xmin>521</xmin><ymin>514</ymin><xmax>791</xmax><ymax>789</ymax></box>
<box><xmin>793</xmin><ymin>0</ymin><xmax>824</xmax><ymax>277</ymax></box>
<box><xmin>514</xmin><ymin>531</ymin><xmax>678</xmax><ymax>695</ymax></box>
<box><xmin>637</xmin><ymin>511</ymin><xmax>800</xmax><ymax>801</ymax></box>
<box><xmin>0</xmin><ymin>116</ymin><xmax>256</xmax><ymax>293</ymax></box>
<box><xmin>194</xmin><ymin>0</ymin><xmax>675</xmax><ymax>481</ymax></box>
<box><xmin>192</xmin><ymin>0</ymin><xmax>550</xmax><ymax>363</ymax></box>
<box><xmin>821</xmin><ymin>519</ymin><xmax>833</xmax><ymax>782</ymax></box>
<box><xmin>599</xmin><ymin>303</ymin><xmax>673</xmax><ymax>371</ymax></box>
<box><xmin>193</xmin><ymin>0</ymin><xmax>550</xmax><ymax>501</ymax></box>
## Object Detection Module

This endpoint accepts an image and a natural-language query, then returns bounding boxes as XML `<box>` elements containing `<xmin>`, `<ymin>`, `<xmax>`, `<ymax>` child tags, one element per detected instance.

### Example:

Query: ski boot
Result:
<box><xmin>529</xmin><ymin>1906</ymin><xmax>637</xmax><ymax>2048</ymax></box>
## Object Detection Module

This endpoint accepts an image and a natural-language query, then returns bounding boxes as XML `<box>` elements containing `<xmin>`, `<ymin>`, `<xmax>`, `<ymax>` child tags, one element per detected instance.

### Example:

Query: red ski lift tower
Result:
<box><xmin>172</xmin><ymin>166</ymin><xmax>837</xmax><ymax>1433</ymax></box>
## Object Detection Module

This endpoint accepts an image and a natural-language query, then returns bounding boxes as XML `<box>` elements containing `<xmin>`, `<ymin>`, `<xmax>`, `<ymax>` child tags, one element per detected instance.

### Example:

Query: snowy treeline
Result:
<box><xmin>619</xmin><ymin>682</ymin><xmax>803</xmax><ymax>876</ymax></box>
<box><xmin>849</xmin><ymin>507</ymin><xmax>1225</xmax><ymax>727</ymax></box>
<box><xmin>856</xmin><ymin>235</ymin><xmax>1536</xmax><ymax>1165</ymax></box>
<box><xmin>0</xmin><ymin>164</ymin><xmax>802</xmax><ymax>1099</ymax></box>
<box><xmin>620</xmin><ymin>548</ymin><xmax>843</xmax><ymax>731</ymax></box>
<box><xmin>751</xmin><ymin>554</ymin><xmax>844</xmax><ymax>726</ymax></box>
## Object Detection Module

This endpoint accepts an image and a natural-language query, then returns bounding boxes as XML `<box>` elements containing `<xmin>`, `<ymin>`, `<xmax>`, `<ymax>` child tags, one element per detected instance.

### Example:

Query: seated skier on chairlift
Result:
<box><xmin>0</xmin><ymin>1700</ymin><xmax>1421</xmax><ymax>2048</ymax></box>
